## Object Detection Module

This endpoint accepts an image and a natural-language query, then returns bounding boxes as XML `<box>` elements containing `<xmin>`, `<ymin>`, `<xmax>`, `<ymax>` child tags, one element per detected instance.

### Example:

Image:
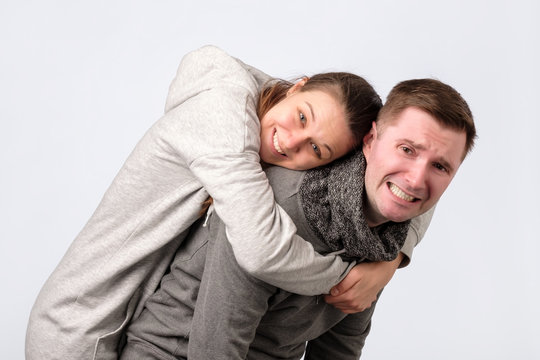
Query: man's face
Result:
<box><xmin>362</xmin><ymin>106</ymin><xmax>466</xmax><ymax>226</ymax></box>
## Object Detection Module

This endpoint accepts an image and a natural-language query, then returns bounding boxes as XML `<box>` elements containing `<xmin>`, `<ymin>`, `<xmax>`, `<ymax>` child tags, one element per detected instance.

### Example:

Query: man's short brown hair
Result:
<box><xmin>378</xmin><ymin>79</ymin><xmax>477</xmax><ymax>157</ymax></box>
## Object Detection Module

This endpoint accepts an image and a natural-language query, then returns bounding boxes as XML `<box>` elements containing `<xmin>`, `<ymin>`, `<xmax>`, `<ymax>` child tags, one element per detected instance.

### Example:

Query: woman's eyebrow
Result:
<box><xmin>306</xmin><ymin>101</ymin><xmax>316</xmax><ymax>123</ymax></box>
<box><xmin>305</xmin><ymin>101</ymin><xmax>333</xmax><ymax>159</ymax></box>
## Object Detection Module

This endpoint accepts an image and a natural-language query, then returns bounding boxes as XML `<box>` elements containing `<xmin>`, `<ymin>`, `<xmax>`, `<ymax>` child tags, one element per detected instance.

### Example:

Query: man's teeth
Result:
<box><xmin>273</xmin><ymin>132</ymin><xmax>284</xmax><ymax>155</ymax></box>
<box><xmin>389</xmin><ymin>183</ymin><xmax>415</xmax><ymax>202</ymax></box>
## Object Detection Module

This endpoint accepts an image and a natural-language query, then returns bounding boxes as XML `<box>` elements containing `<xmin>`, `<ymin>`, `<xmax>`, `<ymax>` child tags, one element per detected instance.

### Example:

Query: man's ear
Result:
<box><xmin>362</xmin><ymin>122</ymin><xmax>377</xmax><ymax>161</ymax></box>
<box><xmin>287</xmin><ymin>77</ymin><xmax>309</xmax><ymax>96</ymax></box>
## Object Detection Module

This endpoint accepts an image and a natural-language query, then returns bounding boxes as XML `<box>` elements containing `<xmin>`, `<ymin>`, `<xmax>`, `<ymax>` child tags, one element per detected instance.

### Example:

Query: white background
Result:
<box><xmin>2</xmin><ymin>1</ymin><xmax>539</xmax><ymax>359</ymax></box>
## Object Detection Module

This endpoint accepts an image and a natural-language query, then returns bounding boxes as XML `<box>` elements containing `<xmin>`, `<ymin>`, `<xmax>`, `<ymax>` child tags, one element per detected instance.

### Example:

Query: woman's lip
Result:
<box><xmin>270</xmin><ymin>129</ymin><xmax>286</xmax><ymax>157</ymax></box>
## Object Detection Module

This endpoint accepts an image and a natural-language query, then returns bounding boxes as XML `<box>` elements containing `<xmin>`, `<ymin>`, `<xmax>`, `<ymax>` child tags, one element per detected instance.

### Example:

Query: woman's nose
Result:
<box><xmin>283</xmin><ymin>133</ymin><xmax>307</xmax><ymax>153</ymax></box>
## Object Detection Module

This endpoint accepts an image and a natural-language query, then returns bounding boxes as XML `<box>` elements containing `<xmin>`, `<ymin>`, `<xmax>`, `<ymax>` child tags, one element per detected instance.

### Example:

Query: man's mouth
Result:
<box><xmin>388</xmin><ymin>182</ymin><xmax>418</xmax><ymax>202</ymax></box>
<box><xmin>273</xmin><ymin>131</ymin><xmax>286</xmax><ymax>156</ymax></box>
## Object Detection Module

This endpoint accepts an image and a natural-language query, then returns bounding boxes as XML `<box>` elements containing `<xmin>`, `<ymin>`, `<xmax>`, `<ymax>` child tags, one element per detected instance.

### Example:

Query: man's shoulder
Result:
<box><xmin>265</xmin><ymin>166</ymin><xmax>305</xmax><ymax>202</ymax></box>
<box><xmin>264</xmin><ymin>166</ymin><xmax>329</xmax><ymax>253</ymax></box>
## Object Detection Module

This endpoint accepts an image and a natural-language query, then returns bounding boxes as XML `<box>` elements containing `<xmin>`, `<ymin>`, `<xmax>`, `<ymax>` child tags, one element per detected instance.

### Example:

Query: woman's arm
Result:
<box><xmin>189</xmin><ymin>147</ymin><xmax>352</xmax><ymax>295</ymax></box>
<box><xmin>162</xmin><ymin>45</ymin><xmax>351</xmax><ymax>295</ymax></box>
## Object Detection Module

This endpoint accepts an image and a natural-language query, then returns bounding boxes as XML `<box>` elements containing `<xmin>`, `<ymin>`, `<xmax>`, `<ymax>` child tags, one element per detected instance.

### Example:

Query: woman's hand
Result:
<box><xmin>323</xmin><ymin>253</ymin><xmax>404</xmax><ymax>314</ymax></box>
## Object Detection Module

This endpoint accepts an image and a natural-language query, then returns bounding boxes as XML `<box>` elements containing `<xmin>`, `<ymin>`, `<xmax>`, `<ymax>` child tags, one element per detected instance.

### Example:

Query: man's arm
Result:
<box><xmin>304</xmin><ymin>297</ymin><xmax>378</xmax><ymax>360</ymax></box>
<box><xmin>188</xmin><ymin>213</ymin><xmax>277</xmax><ymax>360</ymax></box>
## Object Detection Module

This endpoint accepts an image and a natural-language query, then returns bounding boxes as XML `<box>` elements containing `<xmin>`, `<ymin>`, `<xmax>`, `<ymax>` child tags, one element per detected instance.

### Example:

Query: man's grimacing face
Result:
<box><xmin>362</xmin><ymin>107</ymin><xmax>467</xmax><ymax>227</ymax></box>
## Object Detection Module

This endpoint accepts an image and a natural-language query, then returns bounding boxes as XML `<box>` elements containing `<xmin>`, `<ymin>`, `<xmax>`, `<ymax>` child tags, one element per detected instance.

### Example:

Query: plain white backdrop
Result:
<box><xmin>2</xmin><ymin>1</ymin><xmax>539</xmax><ymax>359</ymax></box>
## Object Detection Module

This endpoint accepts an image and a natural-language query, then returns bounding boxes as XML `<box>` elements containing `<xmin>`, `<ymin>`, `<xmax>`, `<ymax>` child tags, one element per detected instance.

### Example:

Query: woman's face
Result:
<box><xmin>259</xmin><ymin>86</ymin><xmax>355</xmax><ymax>170</ymax></box>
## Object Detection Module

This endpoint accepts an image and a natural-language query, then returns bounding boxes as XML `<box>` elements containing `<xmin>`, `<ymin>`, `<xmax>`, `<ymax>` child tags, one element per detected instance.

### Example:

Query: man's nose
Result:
<box><xmin>406</xmin><ymin>163</ymin><xmax>428</xmax><ymax>189</ymax></box>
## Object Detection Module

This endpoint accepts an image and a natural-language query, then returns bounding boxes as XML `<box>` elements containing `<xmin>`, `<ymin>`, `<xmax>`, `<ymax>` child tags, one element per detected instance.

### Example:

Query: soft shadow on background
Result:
<box><xmin>1</xmin><ymin>1</ymin><xmax>538</xmax><ymax>359</ymax></box>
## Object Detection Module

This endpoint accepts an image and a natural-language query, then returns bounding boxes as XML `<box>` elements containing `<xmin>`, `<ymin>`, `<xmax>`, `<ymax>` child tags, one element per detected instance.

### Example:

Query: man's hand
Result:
<box><xmin>324</xmin><ymin>253</ymin><xmax>404</xmax><ymax>314</ymax></box>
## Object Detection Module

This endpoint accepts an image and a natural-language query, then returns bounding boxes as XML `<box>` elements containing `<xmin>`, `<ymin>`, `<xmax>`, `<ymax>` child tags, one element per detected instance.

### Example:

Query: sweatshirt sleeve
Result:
<box><xmin>189</xmin><ymin>151</ymin><xmax>352</xmax><ymax>295</ymax></box>
<box><xmin>181</xmin><ymin>88</ymin><xmax>352</xmax><ymax>295</ymax></box>
<box><xmin>398</xmin><ymin>206</ymin><xmax>435</xmax><ymax>268</ymax></box>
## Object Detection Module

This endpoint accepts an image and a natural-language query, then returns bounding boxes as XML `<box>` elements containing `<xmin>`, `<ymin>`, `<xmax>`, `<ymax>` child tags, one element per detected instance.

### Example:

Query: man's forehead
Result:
<box><xmin>378</xmin><ymin>106</ymin><xmax>427</xmax><ymax>125</ymax></box>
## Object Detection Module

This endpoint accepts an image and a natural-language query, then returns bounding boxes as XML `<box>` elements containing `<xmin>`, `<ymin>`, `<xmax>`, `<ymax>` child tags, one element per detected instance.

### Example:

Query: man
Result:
<box><xmin>324</xmin><ymin>78</ymin><xmax>476</xmax><ymax>313</ymax></box>
<box><xmin>120</xmin><ymin>78</ymin><xmax>476</xmax><ymax>359</ymax></box>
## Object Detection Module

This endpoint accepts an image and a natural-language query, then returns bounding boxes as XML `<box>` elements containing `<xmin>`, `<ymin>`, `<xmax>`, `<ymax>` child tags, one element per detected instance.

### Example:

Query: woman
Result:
<box><xmin>26</xmin><ymin>46</ymin><xmax>422</xmax><ymax>360</ymax></box>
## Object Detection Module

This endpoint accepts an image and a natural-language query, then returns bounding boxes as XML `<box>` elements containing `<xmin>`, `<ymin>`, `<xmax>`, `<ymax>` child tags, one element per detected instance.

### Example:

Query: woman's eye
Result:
<box><xmin>311</xmin><ymin>143</ymin><xmax>321</xmax><ymax>157</ymax></box>
<box><xmin>299</xmin><ymin>112</ymin><xmax>306</xmax><ymax>124</ymax></box>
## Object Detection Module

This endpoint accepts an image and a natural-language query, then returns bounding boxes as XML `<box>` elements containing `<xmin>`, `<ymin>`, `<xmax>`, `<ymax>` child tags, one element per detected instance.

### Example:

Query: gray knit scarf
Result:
<box><xmin>299</xmin><ymin>150</ymin><xmax>410</xmax><ymax>261</ymax></box>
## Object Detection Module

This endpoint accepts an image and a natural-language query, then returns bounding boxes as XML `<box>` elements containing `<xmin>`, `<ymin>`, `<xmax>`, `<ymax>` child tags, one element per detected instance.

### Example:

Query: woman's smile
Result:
<box><xmin>272</xmin><ymin>129</ymin><xmax>286</xmax><ymax>156</ymax></box>
<box><xmin>259</xmin><ymin>88</ymin><xmax>354</xmax><ymax>170</ymax></box>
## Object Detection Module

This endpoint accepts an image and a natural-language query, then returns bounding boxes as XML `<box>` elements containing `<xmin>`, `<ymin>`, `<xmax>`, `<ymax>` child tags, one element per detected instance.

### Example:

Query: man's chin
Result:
<box><xmin>367</xmin><ymin>198</ymin><xmax>423</xmax><ymax>226</ymax></box>
<box><xmin>382</xmin><ymin>209</ymin><xmax>420</xmax><ymax>224</ymax></box>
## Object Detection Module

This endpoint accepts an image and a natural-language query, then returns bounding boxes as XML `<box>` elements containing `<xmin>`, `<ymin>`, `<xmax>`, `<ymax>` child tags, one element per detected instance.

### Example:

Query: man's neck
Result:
<box><xmin>363</xmin><ymin>193</ymin><xmax>388</xmax><ymax>228</ymax></box>
<box><xmin>366</xmin><ymin>216</ymin><xmax>388</xmax><ymax>228</ymax></box>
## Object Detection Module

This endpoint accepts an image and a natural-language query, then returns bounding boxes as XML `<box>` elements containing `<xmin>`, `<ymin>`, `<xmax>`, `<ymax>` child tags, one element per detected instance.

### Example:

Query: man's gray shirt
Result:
<box><xmin>123</xmin><ymin>166</ymin><xmax>376</xmax><ymax>359</ymax></box>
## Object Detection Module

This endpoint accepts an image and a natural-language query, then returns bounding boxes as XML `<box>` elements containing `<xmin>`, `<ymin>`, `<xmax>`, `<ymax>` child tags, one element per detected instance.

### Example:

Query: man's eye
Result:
<box><xmin>401</xmin><ymin>146</ymin><xmax>413</xmax><ymax>154</ymax></box>
<box><xmin>311</xmin><ymin>143</ymin><xmax>321</xmax><ymax>158</ymax></box>
<box><xmin>299</xmin><ymin>112</ymin><xmax>306</xmax><ymax>124</ymax></box>
<box><xmin>433</xmin><ymin>162</ymin><xmax>448</xmax><ymax>173</ymax></box>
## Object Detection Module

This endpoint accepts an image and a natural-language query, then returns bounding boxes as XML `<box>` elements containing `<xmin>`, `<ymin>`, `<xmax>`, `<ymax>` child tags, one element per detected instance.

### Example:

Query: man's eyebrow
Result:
<box><xmin>306</xmin><ymin>101</ymin><xmax>333</xmax><ymax>159</ymax></box>
<box><xmin>400</xmin><ymin>138</ymin><xmax>455</xmax><ymax>173</ymax></box>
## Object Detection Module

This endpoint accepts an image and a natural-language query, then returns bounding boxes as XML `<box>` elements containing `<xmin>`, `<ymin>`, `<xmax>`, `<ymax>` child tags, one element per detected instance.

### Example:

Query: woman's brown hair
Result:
<box><xmin>257</xmin><ymin>72</ymin><xmax>382</xmax><ymax>147</ymax></box>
